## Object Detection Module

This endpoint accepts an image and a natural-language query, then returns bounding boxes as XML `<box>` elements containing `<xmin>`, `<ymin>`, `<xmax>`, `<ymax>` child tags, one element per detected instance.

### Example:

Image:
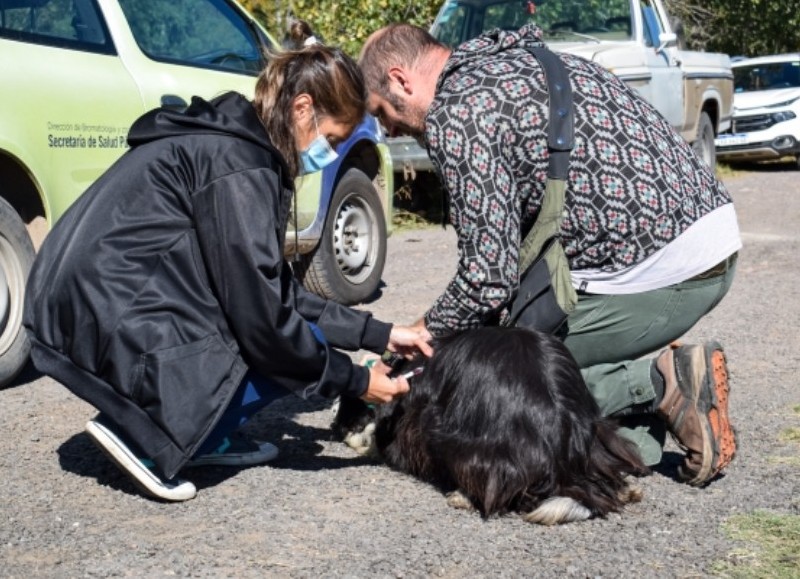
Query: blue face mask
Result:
<box><xmin>299</xmin><ymin>112</ymin><xmax>339</xmax><ymax>174</ymax></box>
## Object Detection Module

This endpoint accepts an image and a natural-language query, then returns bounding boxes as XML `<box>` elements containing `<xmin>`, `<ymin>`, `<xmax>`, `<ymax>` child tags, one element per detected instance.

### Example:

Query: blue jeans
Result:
<box><xmin>194</xmin><ymin>370</ymin><xmax>290</xmax><ymax>456</ymax></box>
<box><xmin>194</xmin><ymin>322</ymin><xmax>328</xmax><ymax>456</ymax></box>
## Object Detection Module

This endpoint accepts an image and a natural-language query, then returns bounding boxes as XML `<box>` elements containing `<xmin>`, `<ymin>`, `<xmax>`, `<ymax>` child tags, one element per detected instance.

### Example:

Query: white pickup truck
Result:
<box><xmin>391</xmin><ymin>0</ymin><xmax>733</xmax><ymax>177</ymax></box>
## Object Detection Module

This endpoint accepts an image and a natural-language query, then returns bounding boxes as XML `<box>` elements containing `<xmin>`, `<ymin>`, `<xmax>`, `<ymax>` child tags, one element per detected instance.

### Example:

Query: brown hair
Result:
<box><xmin>287</xmin><ymin>19</ymin><xmax>315</xmax><ymax>48</ymax></box>
<box><xmin>253</xmin><ymin>45</ymin><xmax>366</xmax><ymax>178</ymax></box>
<box><xmin>359</xmin><ymin>23</ymin><xmax>446</xmax><ymax>98</ymax></box>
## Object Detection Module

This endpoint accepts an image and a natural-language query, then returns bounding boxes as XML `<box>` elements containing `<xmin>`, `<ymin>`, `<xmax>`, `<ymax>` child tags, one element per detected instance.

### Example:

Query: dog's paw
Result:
<box><xmin>342</xmin><ymin>422</ymin><xmax>377</xmax><ymax>456</ymax></box>
<box><xmin>618</xmin><ymin>482</ymin><xmax>644</xmax><ymax>505</ymax></box>
<box><xmin>445</xmin><ymin>490</ymin><xmax>476</xmax><ymax>511</ymax></box>
<box><xmin>522</xmin><ymin>496</ymin><xmax>592</xmax><ymax>526</ymax></box>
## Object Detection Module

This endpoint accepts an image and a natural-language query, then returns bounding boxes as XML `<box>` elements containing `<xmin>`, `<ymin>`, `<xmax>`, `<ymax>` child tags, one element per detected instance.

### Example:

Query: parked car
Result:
<box><xmin>715</xmin><ymin>53</ymin><xmax>800</xmax><ymax>168</ymax></box>
<box><xmin>389</xmin><ymin>0</ymin><xmax>733</xmax><ymax>177</ymax></box>
<box><xmin>0</xmin><ymin>0</ymin><xmax>393</xmax><ymax>387</ymax></box>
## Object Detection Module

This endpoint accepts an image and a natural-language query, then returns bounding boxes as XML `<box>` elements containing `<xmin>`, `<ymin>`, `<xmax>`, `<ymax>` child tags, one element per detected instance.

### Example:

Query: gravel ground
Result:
<box><xmin>2</xmin><ymin>164</ymin><xmax>799</xmax><ymax>578</ymax></box>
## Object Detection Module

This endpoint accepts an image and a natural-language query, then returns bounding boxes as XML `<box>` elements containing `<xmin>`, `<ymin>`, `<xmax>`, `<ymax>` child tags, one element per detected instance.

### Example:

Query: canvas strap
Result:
<box><xmin>517</xmin><ymin>46</ymin><xmax>578</xmax><ymax>313</ymax></box>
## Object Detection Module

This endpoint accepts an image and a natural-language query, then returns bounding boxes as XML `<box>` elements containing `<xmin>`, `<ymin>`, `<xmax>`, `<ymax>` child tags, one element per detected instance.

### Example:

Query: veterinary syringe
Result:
<box><xmin>400</xmin><ymin>367</ymin><xmax>424</xmax><ymax>380</ymax></box>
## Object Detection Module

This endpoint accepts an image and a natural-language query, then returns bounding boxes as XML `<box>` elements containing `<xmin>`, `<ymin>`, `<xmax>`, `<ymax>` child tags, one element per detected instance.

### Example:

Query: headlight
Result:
<box><xmin>771</xmin><ymin>110</ymin><xmax>797</xmax><ymax>123</ymax></box>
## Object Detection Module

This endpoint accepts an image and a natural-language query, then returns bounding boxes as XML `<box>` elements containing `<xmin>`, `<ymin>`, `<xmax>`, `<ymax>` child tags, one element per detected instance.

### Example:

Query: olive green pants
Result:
<box><xmin>562</xmin><ymin>262</ymin><xmax>737</xmax><ymax>465</ymax></box>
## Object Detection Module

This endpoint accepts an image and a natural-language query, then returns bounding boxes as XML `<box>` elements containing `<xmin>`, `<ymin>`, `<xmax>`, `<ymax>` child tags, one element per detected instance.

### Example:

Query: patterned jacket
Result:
<box><xmin>423</xmin><ymin>24</ymin><xmax>734</xmax><ymax>334</ymax></box>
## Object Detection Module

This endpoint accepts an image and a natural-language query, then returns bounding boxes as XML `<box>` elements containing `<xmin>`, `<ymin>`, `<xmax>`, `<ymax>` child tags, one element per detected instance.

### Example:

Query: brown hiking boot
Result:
<box><xmin>655</xmin><ymin>341</ymin><xmax>736</xmax><ymax>486</ymax></box>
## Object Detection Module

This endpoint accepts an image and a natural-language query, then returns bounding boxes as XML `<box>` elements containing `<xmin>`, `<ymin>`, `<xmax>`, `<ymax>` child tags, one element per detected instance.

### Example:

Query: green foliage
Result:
<box><xmin>779</xmin><ymin>403</ymin><xmax>800</xmax><ymax>445</ymax></box>
<box><xmin>240</xmin><ymin>0</ymin><xmax>439</xmax><ymax>56</ymax></box>
<box><xmin>665</xmin><ymin>0</ymin><xmax>800</xmax><ymax>57</ymax></box>
<box><xmin>392</xmin><ymin>209</ymin><xmax>437</xmax><ymax>231</ymax></box>
<box><xmin>713</xmin><ymin>511</ymin><xmax>800</xmax><ymax>577</ymax></box>
<box><xmin>781</xmin><ymin>427</ymin><xmax>800</xmax><ymax>443</ymax></box>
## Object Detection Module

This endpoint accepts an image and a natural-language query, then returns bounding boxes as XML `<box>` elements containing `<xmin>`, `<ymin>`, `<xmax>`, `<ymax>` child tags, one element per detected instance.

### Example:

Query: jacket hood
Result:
<box><xmin>438</xmin><ymin>23</ymin><xmax>546</xmax><ymax>88</ymax></box>
<box><xmin>128</xmin><ymin>92</ymin><xmax>292</xmax><ymax>186</ymax></box>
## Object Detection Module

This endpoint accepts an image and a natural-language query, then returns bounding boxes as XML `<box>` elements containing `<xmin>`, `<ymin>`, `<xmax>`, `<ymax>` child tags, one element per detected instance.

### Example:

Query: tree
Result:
<box><xmin>241</xmin><ymin>0</ymin><xmax>440</xmax><ymax>56</ymax></box>
<box><xmin>665</xmin><ymin>0</ymin><xmax>800</xmax><ymax>57</ymax></box>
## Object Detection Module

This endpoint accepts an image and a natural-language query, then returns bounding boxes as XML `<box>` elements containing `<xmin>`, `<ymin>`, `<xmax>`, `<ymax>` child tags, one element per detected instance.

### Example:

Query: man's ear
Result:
<box><xmin>387</xmin><ymin>66</ymin><xmax>413</xmax><ymax>95</ymax></box>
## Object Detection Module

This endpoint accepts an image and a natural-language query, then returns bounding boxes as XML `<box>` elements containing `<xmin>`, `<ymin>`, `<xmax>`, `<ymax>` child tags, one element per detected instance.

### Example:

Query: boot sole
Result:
<box><xmin>673</xmin><ymin>345</ymin><xmax>716</xmax><ymax>485</ymax></box>
<box><xmin>704</xmin><ymin>342</ymin><xmax>737</xmax><ymax>477</ymax></box>
<box><xmin>675</xmin><ymin>342</ymin><xmax>736</xmax><ymax>485</ymax></box>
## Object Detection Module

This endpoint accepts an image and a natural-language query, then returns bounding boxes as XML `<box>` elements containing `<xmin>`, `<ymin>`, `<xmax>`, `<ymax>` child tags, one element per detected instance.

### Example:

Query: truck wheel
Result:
<box><xmin>692</xmin><ymin>112</ymin><xmax>716</xmax><ymax>169</ymax></box>
<box><xmin>0</xmin><ymin>198</ymin><xmax>35</xmax><ymax>388</ymax></box>
<box><xmin>296</xmin><ymin>168</ymin><xmax>387</xmax><ymax>305</ymax></box>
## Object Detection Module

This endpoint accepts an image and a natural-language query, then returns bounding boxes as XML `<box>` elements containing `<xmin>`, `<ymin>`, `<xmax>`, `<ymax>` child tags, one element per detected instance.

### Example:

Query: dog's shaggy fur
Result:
<box><xmin>333</xmin><ymin>327</ymin><xmax>649</xmax><ymax>525</ymax></box>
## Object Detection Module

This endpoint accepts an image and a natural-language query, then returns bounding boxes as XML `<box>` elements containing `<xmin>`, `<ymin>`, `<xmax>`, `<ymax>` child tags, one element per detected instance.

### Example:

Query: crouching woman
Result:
<box><xmin>23</xmin><ymin>45</ymin><xmax>430</xmax><ymax>501</ymax></box>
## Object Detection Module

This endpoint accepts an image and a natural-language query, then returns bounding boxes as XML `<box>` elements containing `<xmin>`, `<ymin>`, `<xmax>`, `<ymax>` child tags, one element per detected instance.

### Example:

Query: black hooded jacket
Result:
<box><xmin>23</xmin><ymin>92</ymin><xmax>390</xmax><ymax>478</ymax></box>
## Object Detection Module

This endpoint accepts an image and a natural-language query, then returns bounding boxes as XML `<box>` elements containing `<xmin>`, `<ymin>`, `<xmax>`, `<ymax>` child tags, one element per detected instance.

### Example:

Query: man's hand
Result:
<box><xmin>361</xmin><ymin>366</ymin><xmax>410</xmax><ymax>404</ymax></box>
<box><xmin>387</xmin><ymin>322</ymin><xmax>433</xmax><ymax>359</ymax></box>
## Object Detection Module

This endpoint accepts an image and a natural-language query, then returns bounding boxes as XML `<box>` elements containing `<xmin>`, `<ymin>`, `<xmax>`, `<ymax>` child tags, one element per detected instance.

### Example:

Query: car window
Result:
<box><xmin>0</xmin><ymin>0</ymin><xmax>114</xmax><ymax>54</ymax></box>
<box><xmin>118</xmin><ymin>0</ymin><xmax>263</xmax><ymax>74</ymax></box>
<box><xmin>431</xmin><ymin>0</ymin><xmax>633</xmax><ymax>47</ymax></box>
<box><xmin>485</xmin><ymin>1</ymin><xmax>536</xmax><ymax>32</ymax></box>
<box><xmin>431</xmin><ymin>2</ymin><xmax>468</xmax><ymax>48</ymax></box>
<box><xmin>734</xmin><ymin>61</ymin><xmax>800</xmax><ymax>92</ymax></box>
<box><xmin>533</xmin><ymin>0</ymin><xmax>631</xmax><ymax>40</ymax></box>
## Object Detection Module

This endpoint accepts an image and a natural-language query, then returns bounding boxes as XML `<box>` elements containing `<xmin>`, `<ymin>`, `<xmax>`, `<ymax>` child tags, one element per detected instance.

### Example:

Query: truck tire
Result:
<box><xmin>692</xmin><ymin>112</ymin><xmax>716</xmax><ymax>169</ymax></box>
<box><xmin>295</xmin><ymin>168</ymin><xmax>387</xmax><ymax>305</ymax></box>
<box><xmin>0</xmin><ymin>197</ymin><xmax>35</xmax><ymax>388</ymax></box>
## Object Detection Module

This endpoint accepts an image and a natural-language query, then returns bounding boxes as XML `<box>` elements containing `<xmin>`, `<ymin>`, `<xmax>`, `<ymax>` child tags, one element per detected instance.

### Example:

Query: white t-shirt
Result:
<box><xmin>570</xmin><ymin>204</ymin><xmax>741</xmax><ymax>294</ymax></box>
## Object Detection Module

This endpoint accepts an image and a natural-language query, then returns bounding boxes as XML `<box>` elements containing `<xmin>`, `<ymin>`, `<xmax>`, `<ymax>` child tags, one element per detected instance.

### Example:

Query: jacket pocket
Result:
<box><xmin>133</xmin><ymin>335</ymin><xmax>238</xmax><ymax>451</ymax></box>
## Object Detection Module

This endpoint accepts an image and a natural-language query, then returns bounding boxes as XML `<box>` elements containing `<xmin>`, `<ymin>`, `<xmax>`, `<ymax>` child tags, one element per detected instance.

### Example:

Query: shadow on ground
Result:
<box><xmin>55</xmin><ymin>394</ymin><xmax>375</xmax><ymax>500</ymax></box>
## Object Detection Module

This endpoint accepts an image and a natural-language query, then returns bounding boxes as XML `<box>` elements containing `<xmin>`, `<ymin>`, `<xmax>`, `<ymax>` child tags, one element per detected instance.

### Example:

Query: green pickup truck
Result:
<box><xmin>0</xmin><ymin>0</ymin><xmax>394</xmax><ymax>387</ymax></box>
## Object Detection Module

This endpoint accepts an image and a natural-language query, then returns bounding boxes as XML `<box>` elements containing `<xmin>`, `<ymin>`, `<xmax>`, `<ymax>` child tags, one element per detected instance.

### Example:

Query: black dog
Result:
<box><xmin>333</xmin><ymin>326</ymin><xmax>648</xmax><ymax>525</ymax></box>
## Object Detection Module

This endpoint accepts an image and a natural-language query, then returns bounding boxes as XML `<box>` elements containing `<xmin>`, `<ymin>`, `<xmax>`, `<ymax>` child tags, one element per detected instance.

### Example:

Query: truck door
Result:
<box><xmin>1</xmin><ymin>0</ymin><xmax>144</xmax><ymax>222</ymax></box>
<box><xmin>637</xmin><ymin>0</ymin><xmax>683</xmax><ymax>127</ymax></box>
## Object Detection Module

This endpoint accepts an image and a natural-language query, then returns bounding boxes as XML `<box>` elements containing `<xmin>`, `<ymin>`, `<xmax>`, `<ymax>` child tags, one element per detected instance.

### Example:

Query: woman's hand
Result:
<box><xmin>387</xmin><ymin>321</ymin><xmax>433</xmax><ymax>359</ymax></box>
<box><xmin>361</xmin><ymin>366</ymin><xmax>410</xmax><ymax>404</ymax></box>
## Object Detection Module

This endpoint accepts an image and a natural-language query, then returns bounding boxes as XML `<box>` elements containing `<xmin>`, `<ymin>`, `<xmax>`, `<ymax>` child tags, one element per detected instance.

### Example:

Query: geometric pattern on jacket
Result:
<box><xmin>423</xmin><ymin>24</ymin><xmax>733</xmax><ymax>333</ymax></box>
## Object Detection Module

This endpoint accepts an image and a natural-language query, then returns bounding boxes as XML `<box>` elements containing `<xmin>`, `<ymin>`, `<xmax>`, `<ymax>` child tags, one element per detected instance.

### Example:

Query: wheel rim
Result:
<box><xmin>0</xmin><ymin>234</ymin><xmax>23</xmax><ymax>354</ymax></box>
<box><xmin>331</xmin><ymin>192</ymin><xmax>380</xmax><ymax>285</ymax></box>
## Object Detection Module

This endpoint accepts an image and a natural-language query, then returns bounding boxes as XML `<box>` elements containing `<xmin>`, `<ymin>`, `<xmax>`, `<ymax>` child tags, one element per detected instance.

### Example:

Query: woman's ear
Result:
<box><xmin>291</xmin><ymin>93</ymin><xmax>316</xmax><ymax>150</ymax></box>
<box><xmin>291</xmin><ymin>93</ymin><xmax>314</xmax><ymax>124</ymax></box>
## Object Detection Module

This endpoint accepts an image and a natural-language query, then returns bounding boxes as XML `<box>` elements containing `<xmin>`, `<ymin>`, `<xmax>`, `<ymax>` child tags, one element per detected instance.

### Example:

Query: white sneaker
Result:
<box><xmin>85</xmin><ymin>419</ymin><xmax>197</xmax><ymax>502</ymax></box>
<box><xmin>185</xmin><ymin>432</ymin><xmax>279</xmax><ymax>468</ymax></box>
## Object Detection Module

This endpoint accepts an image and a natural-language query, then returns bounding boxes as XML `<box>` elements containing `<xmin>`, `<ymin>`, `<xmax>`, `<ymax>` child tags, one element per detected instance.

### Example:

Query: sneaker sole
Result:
<box><xmin>184</xmin><ymin>441</ymin><xmax>279</xmax><ymax>468</ymax></box>
<box><xmin>85</xmin><ymin>420</ymin><xmax>197</xmax><ymax>502</ymax></box>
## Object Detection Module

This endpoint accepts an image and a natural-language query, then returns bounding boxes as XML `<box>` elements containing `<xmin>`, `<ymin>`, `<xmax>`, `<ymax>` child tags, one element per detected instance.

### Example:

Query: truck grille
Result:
<box><xmin>733</xmin><ymin>114</ymin><xmax>775</xmax><ymax>133</ymax></box>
